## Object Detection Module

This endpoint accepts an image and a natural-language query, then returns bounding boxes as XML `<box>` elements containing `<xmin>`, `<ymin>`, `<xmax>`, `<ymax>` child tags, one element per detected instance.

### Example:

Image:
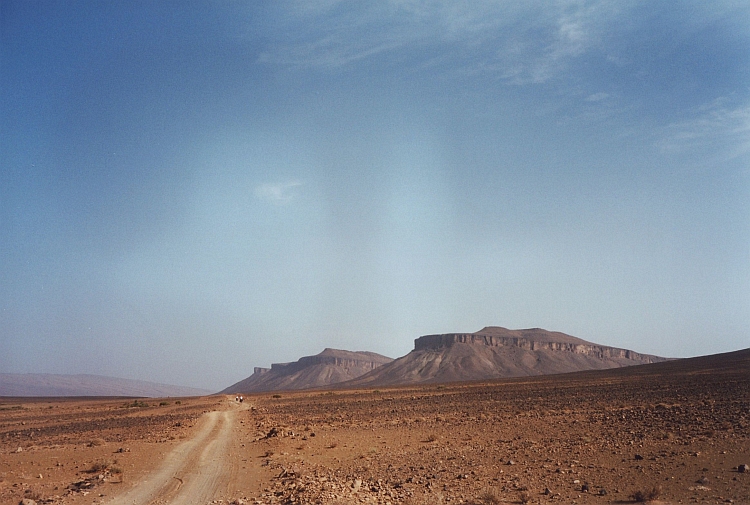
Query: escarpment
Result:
<box><xmin>221</xmin><ymin>326</ymin><xmax>669</xmax><ymax>392</ymax></box>
<box><xmin>415</xmin><ymin>329</ymin><xmax>665</xmax><ymax>364</ymax></box>
<box><xmin>221</xmin><ymin>348</ymin><xmax>393</xmax><ymax>393</ymax></box>
<box><xmin>272</xmin><ymin>351</ymin><xmax>390</xmax><ymax>375</ymax></box>
<box><xmin>343</xmin><ymin>326</ymin><xmax>668</xmax><ymax>387</ymax></box>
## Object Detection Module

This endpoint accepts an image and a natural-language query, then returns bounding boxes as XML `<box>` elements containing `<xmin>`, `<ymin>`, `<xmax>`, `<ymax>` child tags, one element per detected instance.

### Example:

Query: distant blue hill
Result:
<box><xmin>0</xmin><ymin>373</ymin><xmax>211</xmax><ymax>398</ymax></box>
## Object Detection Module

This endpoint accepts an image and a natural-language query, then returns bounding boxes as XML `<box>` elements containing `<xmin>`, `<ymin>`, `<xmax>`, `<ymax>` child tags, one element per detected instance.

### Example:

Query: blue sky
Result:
<box><xmin>2</xmin><ymin>1</ymin><xmax>749</xmax><ymax>390</ymax></box>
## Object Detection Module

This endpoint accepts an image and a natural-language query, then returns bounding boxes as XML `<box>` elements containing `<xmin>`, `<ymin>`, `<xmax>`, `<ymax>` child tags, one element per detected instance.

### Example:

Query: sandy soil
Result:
<box><xmin>1</xmin><ymin>358</ymin><xmax>749</xmax><ymax>505</ymax></box>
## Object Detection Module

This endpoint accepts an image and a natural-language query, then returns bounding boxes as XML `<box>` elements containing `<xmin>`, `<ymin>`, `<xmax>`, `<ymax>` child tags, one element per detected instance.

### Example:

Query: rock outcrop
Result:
<box><xmin>221</xmin><ymin>348</ymin><xmax>393</xmax><ymax>393</ymax></box>
<box><xmin>415</xmin><ymin>328</ymin><xmax>663</xmax><ymax>363</ymax></box>
<box><xmin>342</xmin><ymin>326</ymin><xmax>668</xmax><ymax>387</ymax></box>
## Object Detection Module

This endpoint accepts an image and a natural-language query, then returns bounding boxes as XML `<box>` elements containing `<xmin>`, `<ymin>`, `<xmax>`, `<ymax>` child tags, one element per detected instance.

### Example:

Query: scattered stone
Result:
<box><xmin>20</xmin><ymin>499</ymin><xmax>37</xmax><ymax>505</ymax></box>
<box><xmin>15</xmin><ymin>447</ymin><xmax>23</xmax><ymax>453</ymax></box>
<box><xmin>69</xmin><ymin>479</ymin><xmax>98</xmax><ymax>492</ymax></box>
<box><xmin>4</xmin><ymin>346</ymin><xmax>749</xmax><ymax>505</ymax></box>
<box><xmin>267</xmin><ymin>427</ymin><xmax>280</xmax><ymax>438</ymax></box>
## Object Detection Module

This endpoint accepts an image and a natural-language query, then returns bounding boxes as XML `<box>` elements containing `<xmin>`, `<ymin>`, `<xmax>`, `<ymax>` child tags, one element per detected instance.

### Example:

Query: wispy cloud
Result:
<box><xmin>503</xmin><ymin>1</ymin><xmax>614</xmax><ymax>84</ymax></box>
<box><xmin>254</xmin><ymin>1</ymin><xmax>623</xmax><ymax>83</ymax></box>
<box><xmin>658</xmin><ymin>97</ymin><xmax>750</xmax><ymax>161</ymax></box>
<box><xmin>254</xmin><ymin>181</ymin><xmax>303</xmax><ymax>205</ymax></box>
<box><xmin>585</xmin><ymin>92</ymin><xmax>610</xmax><ymax>102</ymax></box>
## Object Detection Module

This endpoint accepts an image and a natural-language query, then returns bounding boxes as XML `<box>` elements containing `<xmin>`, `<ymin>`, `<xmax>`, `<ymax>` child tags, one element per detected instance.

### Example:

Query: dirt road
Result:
<box><xmin>2</xmin><ymin>353</ymin><xmax>749</xmax><ymax>504</ymax></box>
<box><xmin>106</xmin><ymin>406</ymin><xmax>238</xmax><ymax>505</ymax></box>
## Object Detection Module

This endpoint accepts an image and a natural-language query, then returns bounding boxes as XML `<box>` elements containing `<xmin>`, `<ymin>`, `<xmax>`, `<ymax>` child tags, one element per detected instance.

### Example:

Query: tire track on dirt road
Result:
<box><xmin>106</xmin><ymin>405</ymin><xmax>239</xmax><ymax>505</ymax></box>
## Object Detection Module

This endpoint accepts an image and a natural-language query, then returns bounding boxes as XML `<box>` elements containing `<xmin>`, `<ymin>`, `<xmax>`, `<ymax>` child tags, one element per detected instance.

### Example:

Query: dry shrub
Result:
<box><xmin>630</xmin><ymin>486</ymin><xmax>661</xmax><ymax>502</ymax></box>
<box><xmin>24</xmin><ymin>488</ymin><xmax>43</xmax><ymax>501</ymax></box>
<box><xmin>425</xmin><ymin>433</ymin><xmax>438</xmax><ymax>443</ymax></box>
<box><xmin>405</xmin><ymin>492</ymin><xmax>445</xmax><ymax>505</ymax></box>
<box><xmin>88</xmin><ymin>438</ymin><xmax>106</xmax><ymax>447</ymax></box>
<box><xmin>518</xmin><ymin>490</ymin><xmax>531</xmax><ymax>504</ymax></box>
<box><xmin>87</xmin><ymin>459</ymin><xmax>117</xmax><ymax>473</ymax></box>
<box><xmin>475</xmin><ymin>488</ymin><xmax>501</xmax><ymax>505</ymax></box>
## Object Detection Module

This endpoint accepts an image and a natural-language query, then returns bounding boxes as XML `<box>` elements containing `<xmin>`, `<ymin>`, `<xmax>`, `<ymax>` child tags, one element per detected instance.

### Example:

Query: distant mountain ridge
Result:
<box><xmin>221</xmin><ymin>348</ymin><xmax>393</xmax><ymax>394</ymax></box>
<box><xmin>0</xmin><ymin>374</ymin><xmax>212</xmax><ymax>398</ymax></box>
<box><xmin>342</xmin><ymin>326</ymin><xmax>669</xmax><ymax>387</ymax></box>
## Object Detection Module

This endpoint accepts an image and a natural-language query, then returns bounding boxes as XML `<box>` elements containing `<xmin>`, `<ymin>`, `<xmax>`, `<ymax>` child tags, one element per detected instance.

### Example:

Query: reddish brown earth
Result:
<box><xmin>1</xmin><ymin>348</ymin><xmax>748</xmax><ymax>505</ymax></box>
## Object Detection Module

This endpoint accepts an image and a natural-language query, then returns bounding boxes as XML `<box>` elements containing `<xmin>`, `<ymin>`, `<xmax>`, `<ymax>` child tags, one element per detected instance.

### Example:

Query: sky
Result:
<box><xmin>1</xmin><ymin>1</ymin><xmax>749</xmax><ymax>391</ymax></box>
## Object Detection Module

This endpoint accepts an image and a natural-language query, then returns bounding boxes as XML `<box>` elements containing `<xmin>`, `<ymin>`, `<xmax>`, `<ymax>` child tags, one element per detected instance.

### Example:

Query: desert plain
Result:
<box><xmin>1</xmin><ymin>349</ymin><xmax>749</xmax><ymax>505</ymax></box>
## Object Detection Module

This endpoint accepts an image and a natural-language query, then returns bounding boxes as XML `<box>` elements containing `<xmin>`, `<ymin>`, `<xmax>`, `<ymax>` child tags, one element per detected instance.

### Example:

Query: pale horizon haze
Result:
<box><xmin>2</xmin><ymin>1</ymin><xmax>749</xmax><ymax>391</ymax></box>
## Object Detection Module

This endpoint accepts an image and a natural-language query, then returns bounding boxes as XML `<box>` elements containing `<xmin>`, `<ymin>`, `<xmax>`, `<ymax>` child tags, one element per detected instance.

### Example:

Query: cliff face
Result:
<box><xmin>220</xmin><ymin>349</ymin><xmax>393</xmax><ymax>394</ymax></box>
<box><xmin>221</xmin><ymin>327</ymin><xmax>670</xmax><ymax>393</ymax></box>
<box><xmin>415</xmin><ymin>332</ymin><xmax>664</xmax><ymax>364</ymax></box>
<box><xmin>273</xmin><ymin>354</ymin><xmax>389</xmax><ymax>375</ymax></box>
<box><xmin>343</xmin><ymin>327</ymin><xmax>669</xmax><ymax>388</ymax></box>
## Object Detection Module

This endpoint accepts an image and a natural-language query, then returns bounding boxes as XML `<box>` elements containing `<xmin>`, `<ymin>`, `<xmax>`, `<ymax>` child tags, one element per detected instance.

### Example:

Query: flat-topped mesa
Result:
<box><xmin>414</xmin><ymin>327</ymin><xmax>665</xmax><ymax>364</ymax></box>
<box><xmin>268</xmin><ymin>348</ymin><xmax>392</xmax><ymax>374</ymax></box>
<box><xmin>296</xmin><ymin>355</ymin><xmax>386</xmax><ymax>370</ymax></box>
<box><xmin>220</xmin><ymin>348</ymin><xmax>394</xmax><ymax>393</ymax></box>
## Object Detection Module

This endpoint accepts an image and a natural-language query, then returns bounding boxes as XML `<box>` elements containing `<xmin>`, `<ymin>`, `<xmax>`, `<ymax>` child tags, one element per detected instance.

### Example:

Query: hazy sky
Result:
<box><xmin>2</xmin><ymin>1</ymin><xmax>749</xmax><ymax>391</ymax></box>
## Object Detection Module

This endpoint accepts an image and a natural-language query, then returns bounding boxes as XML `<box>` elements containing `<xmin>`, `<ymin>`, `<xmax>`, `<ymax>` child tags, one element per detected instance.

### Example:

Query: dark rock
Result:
<box><xmin>738</xmin><ymin>464</ymin><xmax>749</xmax><ymax>473</ymax></box>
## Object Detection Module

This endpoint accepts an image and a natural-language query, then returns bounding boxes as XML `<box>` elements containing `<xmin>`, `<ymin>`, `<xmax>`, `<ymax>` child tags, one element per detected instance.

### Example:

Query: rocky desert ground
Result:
<box><xmin>1</xmin><ymin>349</ymin><xmax>748</xmax><ymax>505</ymax></box>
